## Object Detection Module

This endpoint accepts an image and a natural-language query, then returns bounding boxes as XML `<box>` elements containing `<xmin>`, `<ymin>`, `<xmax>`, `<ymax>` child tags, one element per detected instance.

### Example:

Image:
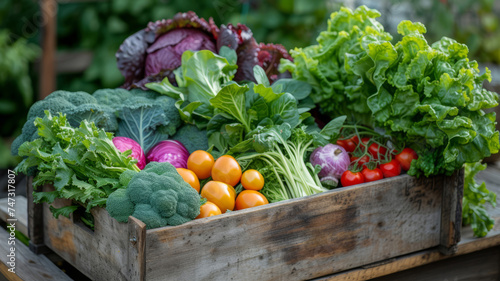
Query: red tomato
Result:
<box><xmin>351</xmin><ymin>136</ymin><xmax>370</xmax><ymax>150</ymax></box>
<box><xmin>379</xmin><ymin>159</ymin><xmax>402</xmax><ymax>178</ymax></box>
<box><xmin>350</xmin><ymin>155</ymin><xmax>370</xmax><ymax>169</ymax></box>
<box><xmin>395</xmin><ymin>148</ymin><xmax>418</xmax><ymax>171</ymax></box>
<box><xmin>340</xmin><ymin>170</ymin><xmax>365</xmax><ymax>187</ymax></box>
<box><xmin>361</xmin><ymin>167</ymin><xmax>384</xmax><ymax>182</ymax></box>
<box><xmin>368</xmin><ymin>143</ymin><xmax>387</xmax><ymax>160</ymax></box>
<box><xmin>336</xmin><ymin>138</ymin><xmax>357</xmax><ymax>153</ymax></box>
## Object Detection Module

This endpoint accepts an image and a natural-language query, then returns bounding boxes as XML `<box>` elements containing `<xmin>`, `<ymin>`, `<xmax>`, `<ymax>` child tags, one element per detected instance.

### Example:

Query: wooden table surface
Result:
<box><xmin>1</xmin><ymin>161</ymin><xmax>499</xmax><ymax>281</ymax></box>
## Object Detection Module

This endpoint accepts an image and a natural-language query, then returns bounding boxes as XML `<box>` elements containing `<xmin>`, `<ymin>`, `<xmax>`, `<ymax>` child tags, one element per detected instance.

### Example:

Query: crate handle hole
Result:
<box><xmin>72</xmin><ymin>207</ymin><xmax>95</xmax><ymax>234</ymax></box>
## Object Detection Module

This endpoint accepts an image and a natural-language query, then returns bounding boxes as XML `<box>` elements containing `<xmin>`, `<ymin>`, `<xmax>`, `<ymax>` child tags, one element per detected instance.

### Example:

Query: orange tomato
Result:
<box><xmin>196</xmin><ymin>201</ymin><xmax>222</xmax><ymax>219</ymax></box>
<box><xmin>211</xmin><ymin>155</ymin><xmax>242</xmax><ymax>186</ymax></box>
<box><xmin>187</xmin><ymin>150</ymin><xmax>214</xmax><ymax>179</ymax></box>
<box><xmin>240</xmin><ymin>169</ymin><xmax>265</xmax><ymax>191</ymax></box>
<box><xmin>200</xmin><ymin>181</ymin><xmax>236</xmax><ymax>213</ymax></box>
<box><xmin>235</xmin><ymin>190</ymin><xmax>269</xmax><ymax>210</ymax></box>
<box><xmin>176</xmin><ymin>168</ymin><xmax>200</xmax><ymax>193</ymax></box>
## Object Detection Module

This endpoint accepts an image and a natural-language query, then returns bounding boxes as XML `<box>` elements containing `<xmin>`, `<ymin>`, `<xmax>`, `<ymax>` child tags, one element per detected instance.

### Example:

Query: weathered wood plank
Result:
<box><xmin>27</xmin><ymin>178</ymin><xmax>48</xmax><ymax>254</ymax></box>
<box><xmin>0</xmin><ymin>227</ymin><xmax>72</xmax><ymax>281</ymax></box>
<box><xmin>128</xmin><ymin>216</ymin><xmax>146</xmax><ymax>281</ymax></box>
<box><xmin>39</xmin><ymin>0</ymin><xmax>57</xmax><ymax>99</ymax></box>
<box><xmin>439</xmin><ymin>169</ymin><xmax>464</xmax><ymax>255</ymax></box>
<box><xmin>0</xmin><ymin>196</ymin><xmax>28</xmax><ymax>237</ymax></box>
<box><xmin>372</xmin><ymin>246</ymin><xmax>500</xmax><ymax>281</ymax></box>
<box><xmin>41</xmin><ymin>186</ymin><xmax>131</xmax><ymax>280</ymax></box>
<box><xmin>314</xmin><ymin>227</ymin><xmax>500</xmax><ymax>281</ymax></box>
<box><xmin>145</xmin><ymin>173</ymin><xmax>451</xmax><ymax>281</ymax></box>
<box><xmin>315</xmin><ymin>163</ymin><xmax>500</xmax><ymax>281</ymax></box>
<box><xmin>0</xmin><ymin>262</ymin><xmax>23</xmax><ymax>281</ymax></box>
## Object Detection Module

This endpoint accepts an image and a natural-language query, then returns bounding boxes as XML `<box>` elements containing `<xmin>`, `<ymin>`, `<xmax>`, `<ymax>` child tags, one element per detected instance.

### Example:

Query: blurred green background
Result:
<box><xmin>1</xmin><ymin>0</ymin><xmax>499</xmax><ymax>168</ymax></box>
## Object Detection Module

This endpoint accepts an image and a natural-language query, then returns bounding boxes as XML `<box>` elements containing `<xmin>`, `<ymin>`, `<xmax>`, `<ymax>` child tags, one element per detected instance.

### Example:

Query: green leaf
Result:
<box><xmin>117</xmin><ymin>104</ymin><xmax>168</xmax><ymax>153</ymax></box>
<box><xmin>218</xmin><ymin>46</ymin><xmax>237</xmax><ymax>65</ymax></box>
<box><xmin>253</xmin><ymin>65</ymin><xmax>270</xmax><ymax>87</ymax></box>
<box><xmin>146</xmin><ymin>77</ymin><xmax>187</xmax><ymax>99</ymax></box>
<box><xmin>366</xmin><ymin>41</ymin><xmax>398</xmax><ymax>90</ymax></box>
<box><xmin>269</xmin><ymin>93</ymin><xmax>300</xmax><ymax>129</ymax></box>
<box><xmin>319</xmin><ymin>115</ymin><xmax>346</xmax><ymax>139</ymax></box>
<box><xmin>253</xmin><ymin>84</ymin><xmax>283</xmax><ymax>103</ymax></box>
<box><xmin>397</xmin><ymin>20</ymin><xmax>427</xmax><ymax>36</ymax></box>
<box><xmin>183</xmin><ymin>50</ymin><xmax>238</xmax><ymax>103</ymax></box>
<box><xmin>210</xmin><ymin>84</ymin><xmax>251</xmax><ymax>133</ymax></box>
<box><xmin>250</xmin><ymin>123</ymin><xmax>292</xmax><ymax>153</ymax></box>
<box><xmin>32</xmin><ymin>191</ymin><xmax>59</xmax><ymax>204</ymax></box>
<box><xmin>271</xmin><ymin>78</ymin><xmax>312</xmax><ymax>101</ymax></box>
<box><xmin>14</xmin><ymin>111</ymin><xmax>139</xmax><ymax>221</ymax></box>
<box><xmin>49</xmin><ymin>205</ymin><xmax>78</xmax><ymax>219</ymax></box>
<box><xmin>462</xmin><ymin>162</ymin><xmax>497</xmax><ymax>237</ymax></box>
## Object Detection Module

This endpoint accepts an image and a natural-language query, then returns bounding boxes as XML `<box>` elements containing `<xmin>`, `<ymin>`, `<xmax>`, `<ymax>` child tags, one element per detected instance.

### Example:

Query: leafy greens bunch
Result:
<box><xmin>279</xmin><ymin>5</ymin><xmax>393</xmax><ymax>124</ymax></box>
<box><xmin>146</xmin><ymin>48</ymin><xmax>314</xmax><ymax>135</ymax></box>
<box><xmin>281</xmin><ymin>5</ymin><xmax>499</xmax><ymax>177</ymax></box>
<box><xmin>15</xmin><ymin>111</ymin><xmax>140</xmax><ymax>218</ymax></box>
<box><xmin>204</xmin><ymin>71</ymin><xmax>345</xmax><ymax>202</ymax></box>
<box><xmin>146</xmin><ymin>47</ymin><xmax>238</xmax><ymax>130</ymax></box>
<box><xmin>462</xmin><ymin>162</ymin><xmax>497</xmax><ymax>237</ymax></box>
<box><xmin>343</xmin><ymin>21</ymin><xmax>499</xmax><ymax>177</ymax></box>
<box><xmin>12</xmin><ymin>88</ymin><xmax>182</xmax><ymax>159</ymax></box>
<box><xmin>147</xmin><ymin>53</ymin><xmax>342</xmax><ymax>202</ymax></box>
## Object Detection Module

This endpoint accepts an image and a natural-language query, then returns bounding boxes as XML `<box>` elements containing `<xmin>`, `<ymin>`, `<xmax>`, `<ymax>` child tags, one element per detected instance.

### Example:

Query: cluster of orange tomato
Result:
<box><xmin>176</xmin><ymin>150</ymin><xmax>269</xmax><ymax>219</ymax></box>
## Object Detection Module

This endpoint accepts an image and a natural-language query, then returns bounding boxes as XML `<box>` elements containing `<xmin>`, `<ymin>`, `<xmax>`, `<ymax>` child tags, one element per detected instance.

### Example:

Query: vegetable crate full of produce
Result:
<box><xmin>17</xmin><ymin>6</ymin><xmax>498</xmax><ymax>281</ymax></box>
<box><xmin>28</xmin><ymin>170</ymin><xmax>463</xmax><ymax>281</ymax></box>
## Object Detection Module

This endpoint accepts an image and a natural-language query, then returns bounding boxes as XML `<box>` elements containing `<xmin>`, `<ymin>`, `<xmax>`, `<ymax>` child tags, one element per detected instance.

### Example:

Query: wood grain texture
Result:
<box><xmin>0</xmin><ymin>228</ymin><xmax>72</xmax><ymax>281</ymax></box>
<box><xmin>39</xmin><ymin>0</ymin><xmax>57</xmax><ymax>99</ymax></box>
<box><xmin>315</xmin><ymin>163</ymin><xmax>500</xmax><ymax>281</ymax></box>
<box><xmin>27</xmin><ymin>178</ymin><xmax>48</xmax><ymax>254</ymax></box>
<box><xmin>144</xmin><ymin>173</ymin><xmax>454</xmax><ymax>281</ymax></box>
<box><xmin>0</xmin><ymin>262</ymin><xmax>23</xmax><ymax>281</ymax></box>
<box><xmin>372</xmin><ymin>246</ymin><xmax>500</xmax><ymax>281</ymax></box>
<box><xmin>439</xmin><ymin>169</ymin><xmax>464</xmax><ymax>255</ymax></box>
<box><xmin>41</xmin><ymin>186</ymin><xmax>131</xmax><ymax>280</ymax></box>
<box><xmin>0</xmin><ymin>196</ymin><xmax>28</xmax><ymax>237</ymax></box>
<box><xmin>128</xmin><ymin>216</ymin><xmax>146</xmax><ymax>281</ymax></box>
<box><xmin>28</xmin><ymin>170</ymin><xmax>462</xmax><ymax>281</ymax></box>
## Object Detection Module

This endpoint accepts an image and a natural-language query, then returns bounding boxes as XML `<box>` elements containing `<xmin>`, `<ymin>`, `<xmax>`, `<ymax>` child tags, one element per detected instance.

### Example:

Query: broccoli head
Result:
<box><xmin>106</xmin><ymin>188</ymin><xmax>135</xmax><ymax>222</ymax></box>
<box><xmin>171</xmin><ymin>124</ymin><xmax>209</xmax><ymax>154</ymax></box>
<box><xmin>11</xmin><ymin>90</ymin><xmax>117</xmax><ymax>156</ymax></box>
<box><xmin>106</xmin><ymin>161</ymin><xmax>201</xmax><ymax>229</ymax></box>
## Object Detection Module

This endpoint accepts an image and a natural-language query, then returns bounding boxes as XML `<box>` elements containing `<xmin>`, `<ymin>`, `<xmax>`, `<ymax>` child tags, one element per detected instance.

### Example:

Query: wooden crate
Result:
<box><xmin>27</xmin><ymin>170</ymin><xmax>464</xmax><ymax>281</ymax></box>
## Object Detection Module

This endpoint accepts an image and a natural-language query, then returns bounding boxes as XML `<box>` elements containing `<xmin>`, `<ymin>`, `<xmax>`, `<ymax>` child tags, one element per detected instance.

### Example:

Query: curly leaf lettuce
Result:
<box><xmin>280</xmin><ymin>5</ymin><xmax>392</xmax><ymax>123</ymax></box>
<box><xmin>462</xmin><ymin>162</ymin><xmax>497</xmax><ymax>237</ymax></box>
<box><xmin>15</xmin><ymin>111</ymin><xmax>140</xmax><ymax>218</ymax></box>
<box><xmin>346</xmin><ymin>20</ymin><xmax>499</xmax><ymax>176</ymax></box>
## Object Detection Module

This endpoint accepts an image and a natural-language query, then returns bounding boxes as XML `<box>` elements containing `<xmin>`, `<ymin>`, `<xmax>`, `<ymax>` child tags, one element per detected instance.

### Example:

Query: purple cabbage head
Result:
<box><xmin>146</xmin><ymin>140</ymin><xmax>190</xmax><ymax>168</ymax></box>
<box><xmin>145</xmin><ymin>28</ymin><xmax>216</xmax><ymax>77</ymax></box>
<box><xmin>116</xmin><ymin>11</ymin><xmax>292</xmax><ymax>89</ymax></box>
<box><xmin>112</xmin><ymin>136</ymin><xmax>147</xmax><ymax>170</ymax></box>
